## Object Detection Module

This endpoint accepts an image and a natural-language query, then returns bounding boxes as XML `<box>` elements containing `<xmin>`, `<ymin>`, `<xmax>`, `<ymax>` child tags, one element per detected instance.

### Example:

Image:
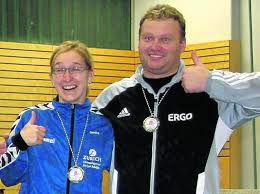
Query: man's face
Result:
<box><xmin>139</xmin><ymin>19</ymin><xmax>186</xmax><ymax>78</ymax></box>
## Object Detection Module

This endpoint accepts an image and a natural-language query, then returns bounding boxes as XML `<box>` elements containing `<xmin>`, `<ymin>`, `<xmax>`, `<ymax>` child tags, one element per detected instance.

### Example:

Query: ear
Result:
<box><xmin>87</xmin><ymin>70</ymin><xmax>94</xmax><ymax>84</ymax></box>
<box><xmin>49</xmin><ymin>74</ymin><xmax>55</xmax><ymax>87</ymax></box>
<box><xmin>180</xmin><ymin>39</ymin><xmax>186</xmax><ymax>53</ymax></box>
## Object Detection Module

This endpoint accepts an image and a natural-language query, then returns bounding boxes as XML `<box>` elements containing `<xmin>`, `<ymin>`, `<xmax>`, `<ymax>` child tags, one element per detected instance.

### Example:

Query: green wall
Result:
<box><xmin>0</xmin><ymin>0</ymin><xmax>131</xmax><ymax>49</ymax></box>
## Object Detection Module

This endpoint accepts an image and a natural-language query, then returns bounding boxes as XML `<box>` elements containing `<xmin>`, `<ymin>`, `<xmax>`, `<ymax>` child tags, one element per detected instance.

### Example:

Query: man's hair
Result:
<box><xmin>139</xmin><ymin>4</ymin><xmax>186</xmax><ymax>39</ymax></box>
<box><xmin>50</xmin><ymin>40</ymin><xmax>93</xmax><ymax>74</ymax></box>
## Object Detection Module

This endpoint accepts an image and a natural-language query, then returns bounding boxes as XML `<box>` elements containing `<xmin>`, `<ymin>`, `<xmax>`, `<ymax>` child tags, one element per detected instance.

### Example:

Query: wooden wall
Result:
<box><xmin>0</xmin><ymin>40</ymin><xmax>240</xmax><ymax>193</ymax></box>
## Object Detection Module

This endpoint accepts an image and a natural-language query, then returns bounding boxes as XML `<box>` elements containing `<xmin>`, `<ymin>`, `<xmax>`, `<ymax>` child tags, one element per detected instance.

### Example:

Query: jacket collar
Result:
<box><xmin>133</xmin><ymin>60</ymin><xmax>185</xmax><ymax>95</ymax></box>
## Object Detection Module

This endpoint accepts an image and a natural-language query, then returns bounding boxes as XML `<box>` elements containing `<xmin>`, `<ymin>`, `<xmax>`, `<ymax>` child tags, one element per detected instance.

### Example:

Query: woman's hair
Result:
<box><xmin>50</xmin><ymin>40</ymin><xmax>93</xmax><ymax>73</ymax></box>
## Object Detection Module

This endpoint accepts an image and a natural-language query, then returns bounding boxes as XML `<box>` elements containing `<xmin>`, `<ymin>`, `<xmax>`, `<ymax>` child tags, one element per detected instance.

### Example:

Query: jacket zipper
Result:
<box><xmin>66</xmin><ymin>104</ymin><xmax>75</xmax><ymax>194</ymax></box>
<box><xmin>149</xmin><ymin>94</ymin><xmax>159</xmax><ymax>194</ymax></box>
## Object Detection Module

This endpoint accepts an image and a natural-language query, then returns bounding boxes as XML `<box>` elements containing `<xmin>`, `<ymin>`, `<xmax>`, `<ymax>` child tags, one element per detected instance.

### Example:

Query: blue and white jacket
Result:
<box><xmin>0</xmin><ymin>99</ymin><xmax>114</xmax><ymax>194</ymax></box>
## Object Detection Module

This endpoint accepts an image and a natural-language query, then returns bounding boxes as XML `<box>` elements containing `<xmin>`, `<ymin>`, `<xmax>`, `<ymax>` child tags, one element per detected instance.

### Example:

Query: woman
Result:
<box><xmin>0</xmin><ymin>41</ymin><xmax>114</xmax><ymax>194</ymax></box>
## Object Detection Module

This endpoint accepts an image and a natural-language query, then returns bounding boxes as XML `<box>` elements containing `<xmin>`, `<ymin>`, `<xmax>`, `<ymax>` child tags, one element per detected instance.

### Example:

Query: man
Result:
<box><xmin>92</xmin><ymin>4</ymin><xmax>260</xmax><ymax>194</ymax></box>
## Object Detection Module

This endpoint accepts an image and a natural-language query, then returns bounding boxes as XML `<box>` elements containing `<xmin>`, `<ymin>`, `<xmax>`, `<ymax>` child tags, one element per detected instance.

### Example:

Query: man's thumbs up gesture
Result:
<box><xmin>20</xmin><ymin>111</ymin><xmax>46</xmax><ymax>146</ymax></box>
<box><xmin>182</xmin><ymin>50</ymin><xmax>209</xmax><ymax>93</ymax></box>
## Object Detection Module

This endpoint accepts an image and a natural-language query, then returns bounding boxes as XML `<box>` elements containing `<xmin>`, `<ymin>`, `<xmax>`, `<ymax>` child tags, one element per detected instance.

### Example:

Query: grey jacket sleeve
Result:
<box><xmin>206</xmin><ymin>70</ymin><xmax>260</xmax><ymax>129</ymax></box>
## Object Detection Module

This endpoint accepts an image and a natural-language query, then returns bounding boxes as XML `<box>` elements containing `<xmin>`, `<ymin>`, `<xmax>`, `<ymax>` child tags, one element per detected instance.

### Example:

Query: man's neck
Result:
<box><xmin>143</xmin><ymin>74</ymin><xmax>175</xmax><ymax>93</ymax></box>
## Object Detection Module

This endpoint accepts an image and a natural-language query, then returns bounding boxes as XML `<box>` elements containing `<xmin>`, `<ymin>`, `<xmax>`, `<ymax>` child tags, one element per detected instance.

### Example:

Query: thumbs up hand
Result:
<box><xmin>182</xmin><ymin>50</ymin><xmax>209</xmax><ymax>93</ymax></box>
<box><xmin>20</xmin><ymin>111</ymin><xmax>46</xmax><ymax>146</ymax></box>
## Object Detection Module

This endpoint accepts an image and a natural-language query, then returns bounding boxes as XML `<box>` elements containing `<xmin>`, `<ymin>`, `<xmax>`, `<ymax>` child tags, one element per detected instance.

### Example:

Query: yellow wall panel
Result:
<box><xmin>0</xmin><ymin>42</ymin><xmax>53</xmax><ymax>51</ymax></box>
<box><xmin>181</xmin><ymin>47</ymin><xmax>229</xmax><ymax>58</ymax></box>
<box><xmin>185</xmin><ymin>40</ymin><xmax>229</xmax><ymax>50</ymax></box>
<box><xmin>219</xmin><ymin>157</ymin><xmax>230</xmax><ymax>189</ymax></box>
<box><xmin>89</xmin><ymin>47</ymin><xmax>135</xmax><ymax>57</ymax></box>
<box><xmin>0</xmin><ymin>78</ymin><xmax>52</xmax><ymax>87</ymax></box>
<box><xmin>0</xmin><ymin>49</ymin><xmax>51</xmax><ymax>58</ymax></box>
<box><xmin>0</xmin><ymin>63</ymin><xmax>50</xmax><ymax>73</ymax></box>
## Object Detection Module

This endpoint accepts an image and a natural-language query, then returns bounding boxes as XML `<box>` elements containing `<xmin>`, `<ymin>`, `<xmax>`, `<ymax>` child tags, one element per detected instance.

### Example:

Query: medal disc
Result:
<box><xmin>143</xmin><ymin>116</ymin><xmax>160</xmax><ymax>132</ymax></box>
<box><xmin>68</xmin><ymin>166</ymin><xmax>84</xmax><ymax>183</ymax></box>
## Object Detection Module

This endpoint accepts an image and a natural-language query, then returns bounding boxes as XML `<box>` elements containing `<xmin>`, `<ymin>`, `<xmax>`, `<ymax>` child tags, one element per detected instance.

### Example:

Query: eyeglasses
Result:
<box><xmin>52</xmin><ymin>66</ymin><xmax>87</xmax><ymax>76</ymax></box>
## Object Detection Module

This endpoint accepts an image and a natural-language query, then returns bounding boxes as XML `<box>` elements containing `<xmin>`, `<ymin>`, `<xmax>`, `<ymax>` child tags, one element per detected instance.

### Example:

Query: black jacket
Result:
<box><xmin>92</xmin><ymin>63</ymin><xmax>219</xmax><ymax>194</ymax></box>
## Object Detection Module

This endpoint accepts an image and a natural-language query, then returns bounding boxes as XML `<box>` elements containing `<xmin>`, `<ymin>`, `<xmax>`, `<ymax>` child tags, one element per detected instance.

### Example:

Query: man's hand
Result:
<box><xmin>20</xmin><ymin>111</ymin><xmax>46</xmax><ymax>146</ymax></box>
<box><xmin>0</xmin><ymin>134</ymin><xmax>8</xmax><ymax>155</ymax></box>
<box><xmin>182</xmin><ymin>50</ymin><xmax>209</xmax><ymax>93</ymax></box>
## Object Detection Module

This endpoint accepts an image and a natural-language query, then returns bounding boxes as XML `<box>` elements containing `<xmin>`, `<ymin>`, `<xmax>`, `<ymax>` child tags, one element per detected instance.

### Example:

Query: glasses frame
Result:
<box><xmin>52</xmin><ymin>66</ymin><xmax>88</xmax><ymax>76</ymax></box>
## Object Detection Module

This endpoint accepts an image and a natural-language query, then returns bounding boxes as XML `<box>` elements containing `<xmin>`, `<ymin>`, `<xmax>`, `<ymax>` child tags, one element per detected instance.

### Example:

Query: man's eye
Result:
<box><xmin>161</xmin><ymin>38</ymin><xmax>170</xmax><ymax>43</ymax></box>
<box><xmin>143</xmin><ymin>36</ymin><xmax>153</xmax><ymax>41</ymax></box>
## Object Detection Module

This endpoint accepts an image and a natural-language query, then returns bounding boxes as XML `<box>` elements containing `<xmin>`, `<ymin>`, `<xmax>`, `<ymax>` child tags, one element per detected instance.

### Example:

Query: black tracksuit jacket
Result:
<box><xmin>92</xmin><ymin>64</ymin><xmax>218</xmax><ymax>194</ymax></box>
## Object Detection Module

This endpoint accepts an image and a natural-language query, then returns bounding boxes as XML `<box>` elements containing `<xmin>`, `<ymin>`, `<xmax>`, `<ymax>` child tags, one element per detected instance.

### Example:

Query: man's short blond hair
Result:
<box><xmin>139</xmin><ymin>4</ymin><xmax>186</xmax><ymax>39</ymax></box>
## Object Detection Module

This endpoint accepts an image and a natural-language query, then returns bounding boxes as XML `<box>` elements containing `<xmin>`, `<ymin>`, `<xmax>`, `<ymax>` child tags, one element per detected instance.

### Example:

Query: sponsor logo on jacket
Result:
<box><xmin>83</xmin><ymin>149</ymin><xmax>102</xmax><ymax>170</ymax></box>
<box><xmin>168</xmin><ymin>113</ymin><xmax>193</xmax><ymax>121</ymax></box>
<box><xmin>43</xmin><ymin>138</ymin><xmax>55</xmax><ymax>144</ymax></box>
<box><xmin>117</xmin><ymin>107</ymin><xmax>130</xmax><ymax>118</ymax></box>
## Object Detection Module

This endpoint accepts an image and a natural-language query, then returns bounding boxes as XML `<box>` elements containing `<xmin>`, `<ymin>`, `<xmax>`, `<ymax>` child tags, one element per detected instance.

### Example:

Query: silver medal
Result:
<box><xmin>56</xmin><ymin>111</ymin><xmax>89</xmax><ymax>184</ymax></box>
<box><xmin>142</xmin><ymin>87</ymin><xmax>170</xmax><ymax>133</ymax></box>
<box><xmin>68</xmin><ymin>166</ymin><xmax>85</xmax><ymax>183</ymax></box>
<box><xmin>143</xmin><ymin>116</ymin><xmax>160</xmax><ymax>132</ymax></box>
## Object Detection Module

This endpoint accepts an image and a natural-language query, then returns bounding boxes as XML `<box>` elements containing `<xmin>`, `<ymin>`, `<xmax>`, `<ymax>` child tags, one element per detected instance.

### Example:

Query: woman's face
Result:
<box><xmin>50</xmin><ymin>50</ymin><xmax>93</xmax><ymax>104</ymax></box>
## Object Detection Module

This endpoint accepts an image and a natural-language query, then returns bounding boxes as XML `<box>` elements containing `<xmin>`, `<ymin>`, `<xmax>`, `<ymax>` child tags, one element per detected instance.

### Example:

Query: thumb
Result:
<box><xmin>191</xmin><ymin>50</ymin><xmax>203</xmax><ymax>66</ymax></box>
<box><xmin>0</xmin><ymin>134</ymin><xmax>9</xmax><ymax>141</ymax></box>
<box><xmin>28</xmin><ymin>111</ymin><xmax>37</xmax><ymax>125</ymax></box>
<box><xmin>3</xmin><ymin>134</ymin><xmax>9</xmax><ymax>141</ymax></box>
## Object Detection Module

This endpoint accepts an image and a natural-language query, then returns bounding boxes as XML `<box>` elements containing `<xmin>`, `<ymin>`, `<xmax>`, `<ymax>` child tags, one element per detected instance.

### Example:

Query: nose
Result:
<box><xmin>63</xmin><ymin>70</ymin><xmax>73</xmax><ymax>81</ymax></box>
<box><xmin>150</xmin><ymin>39</ymin><xmax>162</xmax><ymax>50</ymax></box>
